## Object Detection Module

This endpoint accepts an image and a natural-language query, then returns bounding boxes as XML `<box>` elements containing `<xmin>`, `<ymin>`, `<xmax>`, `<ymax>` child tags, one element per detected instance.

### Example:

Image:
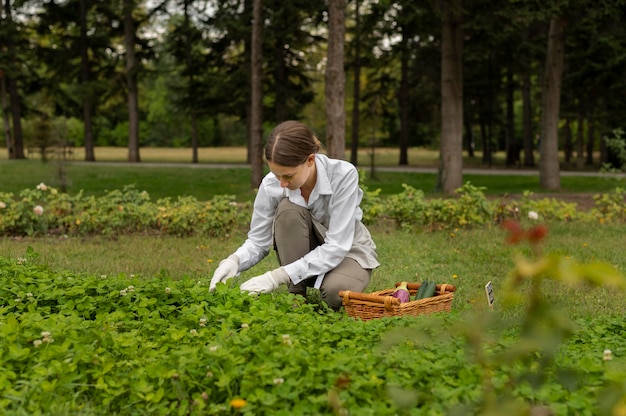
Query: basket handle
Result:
<box><xmin>398</xmin><ymin>282</ymin><xmax>456</xmax><ymax>293</ymax></box>
<box><xmin>339</xmin><ymin>290</ymin><xmax>400</xmax><ymax>308</ymax></box>
<box><xmin>439</xmin><ymin>284</ymin><xmax>448</xmax><ymax>295</ymax></box>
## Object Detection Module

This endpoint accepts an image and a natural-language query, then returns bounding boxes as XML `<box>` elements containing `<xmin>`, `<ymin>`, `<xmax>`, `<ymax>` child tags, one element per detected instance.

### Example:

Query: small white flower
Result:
<box><xmin>33</xmin><ymin>339</ymin><xmax>43</xmax><ymax>347</ymax></box>
<box><xmin>199</xmin><ymin>318</ymin><xmax>207</xmax><ymax>327</ymax></box>
<box><xmin>282</xmin><ymin>334</ymin><xmax>292</xmax><ymax>345</ymax></box>
<box><xmin>43</xmin><ymin>337</ymin><xmax>54</xmax><ymax>343</ymax></box>
<box><xmin>17</xmin><ymin>257</ymin><xmax>27</xmax><ymax>265</ymax></box>
<box><xmin>41</xmin><ymin>331</ymin><xmax>51</xmax><ymax>338</ymax></box>
<box><xmin>14</xmin><ymin>298</ymin><xmax>21</xmax><ymax>303</ymax></box>
<box><xmin>603</xmin><ymin>349</ymin><xmax>613</xmax><ymax>361</ymax></box>
<box><xmin>165</xmin><ymin>287</ymin><xmax>171</xmax><ymax>294</ymax></box>
<box><xmin>126</xmin><ymin>285</ymin><xmax>134</xmax><ymax>293</ymax></box>
<box><xmin>206</xmin><ymin>371</ymin><xmax>214</xmax><ymax>378</ymax></box>
<box><xmin>101</xmin><ymin>275</ymin><xmax>107</xmax><ymax>279</ymax></box>
<box><xmin>37</xmin><ymin>182</ymin><xmax>48</xmax><ymax>191</ymax></box>
<box><xmin>0</xmin><ymin>201</ymin><xmax>6</xmax><ymax>209</ymax></box>
<box><xmin>273</xmin><ymin>377</ymin><xmax>284</xmax><ymax>385</ymax></box>
<box><xmin>26</xmin><ymin>292</ymin><xmax>33</xmax><ymax>298</ymax></box>
<box><xmin>528</xmin><ymin>211</ymin><xmax>539</xmax><ymax>220</ymax></box>
<box><xmin>189</xmin><ymin>329</ymin><xmax>198</xmax><ymax>335</ymax></box>
<box><xmin>209</xmin><ymin>345</ymin><xmax>219</xmax><ymax>352</ymax></box>
<box><xmin>33</xmin><ymin>205</ymin><xmax>44</xmax><ymax>216</ymax></box>
<box><xmin>241</xmin><ymin>323</ymin><xmax>249</xmax><ymax>329</ymax></box>
<box><xmin>120</xmin><ymin>289</ymin><xmax>128</xmax><ymax>296</ymax></box>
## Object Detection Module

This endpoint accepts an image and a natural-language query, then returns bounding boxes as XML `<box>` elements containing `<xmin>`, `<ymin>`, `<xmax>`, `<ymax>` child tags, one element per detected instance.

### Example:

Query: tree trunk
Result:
<box><xmin>482</xmin><ymin>53</ymin><xmax>493</xmax><ymax>167</ymax></box>
<box><xmin>250</xmin><ymin>0</ymin><xmax>264</xmax><ymax>188</ymax></box>
<box><xmin>585</xmin><ymin>115</ymin><xmax>594</xmax><ymax>165</ymax></box>
<box><xmin>80</xmin><ymin>0</ymin><xmax>95</xmax><ymax>161</ymax></box>
<box><xmin>599</xmin><ymin>108</ymin><xmax>608</xmax><ymax>164</ymax></box>
<box><xmin>505</xmin><ymin>61</ymin><xmax>517</xmax><ymax>166</ymax></box>
<box><xmin>183</xmin><ymin>0</ymin><xmax>198</xmax><ymax>164</ymax></box>
<box><xmin>325</xmin><ymin>0</ymin><xmax>346</xmax><ymax>160</ymax></box>
<box><xmin>522</xmin><ymin>65</ymin><xmax>534</xmax><ymax>167</ymax></box>
<box><xmin>479</xmin><ymin>116</ymin><xmax>487</xmax><ymax>162</ymax></box>
<box><xmin>438</xmin><ymin>0</ymin><xmax>463</xmax><ymax>194</ymax></box>
<box><xmin>191</xmin><ymin>111</ymin><xmax>198</xmax><ymax>163</ymax></box>
<box><xmin>7</xmin><ymin>75</ymin><xmax>24</xmax><ymax>159</ymax></box>
<box><xmin>398</xmin><ymin>24</ymin><xmax>410</xmax><ymax>166</ymax></box>
<box><xmin>464</xmin><ymin>118</ymin><xmax>474</xmax><ymax>158</ymax></box>
<box><xmin>575</xmin><ymin>106</ymin><xmax>584</xmax><ymax>169</ymax></box>
<box><xmin>521</xmin><ymin>28</ymin><xmax>534</xmax><ymax>167</ymax></box>
<box><xmin>539</xmin><ymin>16</ymin><xmax>565</xmax><ymax>190</ymax></box>
<box><xmin>244</xmin><ymin>0</ymin><xmax>252</xmax><ymax>164</ymax></box>
<box><xmin>563</xmin><ymin>117</ymin><xmax>572</xmax><ymax>163</ymax></box>
<box><xmin>1</xmin><ymin>71</ymin><xmax>13</xmax><ymax>158</ymax></box>
<box><xmin>584</xmin><ymin>95</ymin><xmax>596</xmax><ymax>166</ymax></box>
<box><xmin>350</xmin><ymin>0</ymin><xmax>361</xmax><ymax>166</ymax></box>
<box><xmin>124</xmin><ymin>1</ymin><xmax>140</xmax><ymax>163</ymax></box>
<box><xmin>2</xmin><ymin>0</ymin><xmax>24</xmax><ymax>159</ymax></box>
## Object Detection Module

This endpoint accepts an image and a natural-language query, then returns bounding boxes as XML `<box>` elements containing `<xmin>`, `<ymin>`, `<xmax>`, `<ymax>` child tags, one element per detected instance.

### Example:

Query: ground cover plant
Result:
<box><xmin>1</xmin><ymin>223</ymin><xmax>626</xmax><ymax>415</ymax></box>
<box><xmin>1</xmin><ymin>173</ymin><xmax>626</xmax><ymax>414</ymax></box>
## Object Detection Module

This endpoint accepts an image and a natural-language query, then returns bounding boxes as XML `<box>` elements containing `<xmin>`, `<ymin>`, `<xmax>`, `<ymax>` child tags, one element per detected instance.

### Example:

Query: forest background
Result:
<box><xmin>1</xmin><ymin>0</ymin><xmax>626</xmax><ymax>193</ymax></box>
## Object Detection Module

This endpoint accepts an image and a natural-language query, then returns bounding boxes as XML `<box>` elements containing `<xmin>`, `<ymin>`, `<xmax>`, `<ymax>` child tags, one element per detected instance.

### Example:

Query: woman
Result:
<box><xmin>209</xmin><ymin>120</ymin><xmax>379</xmax><ymax>310</ymax></box>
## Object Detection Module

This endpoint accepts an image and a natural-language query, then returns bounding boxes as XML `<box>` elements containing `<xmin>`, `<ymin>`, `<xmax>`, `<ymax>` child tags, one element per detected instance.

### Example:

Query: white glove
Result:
<box><xmin>240</xmin><ymin>267</ymin><xmax>290</xmax><ymax>295</ymax></box>
<box><xmin>209</xmin><ymin>254</ymin><xmax>239</xmax><ymax>291</ymax></box>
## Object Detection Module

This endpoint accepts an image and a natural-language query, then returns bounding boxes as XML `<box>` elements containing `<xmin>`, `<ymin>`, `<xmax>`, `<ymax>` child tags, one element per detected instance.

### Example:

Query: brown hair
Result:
<box><xmin>265</xmin><ymin>120</ymin><xmax>321</xmax><ymax>167</ymax></box>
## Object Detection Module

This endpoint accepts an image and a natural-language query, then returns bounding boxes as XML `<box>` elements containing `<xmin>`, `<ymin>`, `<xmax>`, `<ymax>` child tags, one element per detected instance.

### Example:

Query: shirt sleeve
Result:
<box><xmin>234</xmin><ymin>181</ymin><xmax>277</xmax><ymax>272</ymax></box>
<box><xmin>283</xmin><ymin>167</ymin><xmax>360</xmax><ymax>284</ymax></box>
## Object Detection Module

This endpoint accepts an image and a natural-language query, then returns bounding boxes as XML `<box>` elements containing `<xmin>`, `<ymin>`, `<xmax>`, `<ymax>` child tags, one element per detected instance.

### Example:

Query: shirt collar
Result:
<box><xmin>314</xmin><ymin>155</ymin><xmax>333</xmax><ymax>196</ymax></box>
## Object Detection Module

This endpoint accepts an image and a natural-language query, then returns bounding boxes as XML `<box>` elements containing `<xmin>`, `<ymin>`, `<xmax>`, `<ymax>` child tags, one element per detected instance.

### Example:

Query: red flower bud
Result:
<box><xmin>526</xmin><ymin>225</ymin><xmax>548</xmax><ymax>244</ymax></box>
<box><xmin>502</xmin><ymin>220</ymin><xmax>524</xmax><ymax>245</ymax></box>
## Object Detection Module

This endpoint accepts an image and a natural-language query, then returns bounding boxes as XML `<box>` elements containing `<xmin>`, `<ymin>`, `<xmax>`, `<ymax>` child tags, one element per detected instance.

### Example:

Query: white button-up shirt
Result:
<box><xmin>234</xmin><ymin>154</ymin><xmax>379</xmax><ymax>288</ymax></box>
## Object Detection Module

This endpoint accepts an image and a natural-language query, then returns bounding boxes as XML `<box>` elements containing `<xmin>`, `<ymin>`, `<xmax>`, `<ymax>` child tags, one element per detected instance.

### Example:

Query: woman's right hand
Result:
<box><xmin>209</xmin><ymin>254</ymin><xmax>239</xmax><ymax>291</ymax></box>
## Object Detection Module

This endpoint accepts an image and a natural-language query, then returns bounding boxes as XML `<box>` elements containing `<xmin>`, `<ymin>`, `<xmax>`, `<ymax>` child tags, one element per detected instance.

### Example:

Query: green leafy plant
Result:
<box><xmin>591</xmin><ymin>187</ymin><xmax>626</xmax><ymax>222</ymax></box>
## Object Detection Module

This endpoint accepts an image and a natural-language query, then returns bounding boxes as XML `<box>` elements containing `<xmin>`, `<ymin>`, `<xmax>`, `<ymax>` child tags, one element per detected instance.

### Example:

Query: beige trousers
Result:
<box><xmin>273</xmin><ymin>198</ymin><xmax>371</xmax><ymax>310</ymax></box>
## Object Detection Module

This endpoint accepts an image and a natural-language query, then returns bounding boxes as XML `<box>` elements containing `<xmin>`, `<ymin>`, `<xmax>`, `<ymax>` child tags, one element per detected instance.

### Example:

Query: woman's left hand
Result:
<box><xmin>240</xmin><ymin>267</ymin><xmax>290</xmax><ymax>294</ymax></box>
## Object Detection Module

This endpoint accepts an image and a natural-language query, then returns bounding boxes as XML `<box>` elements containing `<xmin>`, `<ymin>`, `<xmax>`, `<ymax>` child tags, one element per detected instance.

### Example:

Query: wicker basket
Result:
<box><xmin>339</xmin><ymin>282</ymin><xmax>456</xmax><ymax>321</ymax></box>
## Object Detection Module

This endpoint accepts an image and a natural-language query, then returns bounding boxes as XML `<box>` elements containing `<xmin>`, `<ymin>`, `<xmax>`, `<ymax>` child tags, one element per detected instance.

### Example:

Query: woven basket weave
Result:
<box><xmin>339</xmin><ymin>282</ymin><xmax>456</xmax><ymax>321</ymax></box>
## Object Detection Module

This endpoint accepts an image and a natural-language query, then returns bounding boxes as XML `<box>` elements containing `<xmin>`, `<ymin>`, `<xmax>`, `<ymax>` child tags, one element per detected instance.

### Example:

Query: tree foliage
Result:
<box><xmin>1</xmin><ymin>0</ymin><xmax>625</xmax><ymax>190</ymax></box>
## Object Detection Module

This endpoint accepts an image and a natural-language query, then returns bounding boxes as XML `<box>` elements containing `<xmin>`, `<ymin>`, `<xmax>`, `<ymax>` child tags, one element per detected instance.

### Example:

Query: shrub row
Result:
<box><xmin>0</xmin><ymin>184</ymin><xmax>249</xmax><ymax>237</ymax></box>
<box><xmin>0</xmin><ymin>180</ymin><xmax>625</xmax><ymax>237</ymax></box>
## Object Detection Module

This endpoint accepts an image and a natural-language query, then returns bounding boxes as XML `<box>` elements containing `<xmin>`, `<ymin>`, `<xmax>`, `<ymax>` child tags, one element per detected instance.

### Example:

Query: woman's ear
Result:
<box><xmin>307</xmin><ymin>154</ymin><xmax>315</xmax><ymax>166</ymax></box>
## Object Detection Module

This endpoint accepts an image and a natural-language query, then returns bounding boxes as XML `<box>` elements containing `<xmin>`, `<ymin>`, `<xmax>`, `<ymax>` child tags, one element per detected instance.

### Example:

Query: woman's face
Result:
<box><xmin>268</xmin><ymin>155</ymin><xmax>315</xmax><ymax>190</ymax></box>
